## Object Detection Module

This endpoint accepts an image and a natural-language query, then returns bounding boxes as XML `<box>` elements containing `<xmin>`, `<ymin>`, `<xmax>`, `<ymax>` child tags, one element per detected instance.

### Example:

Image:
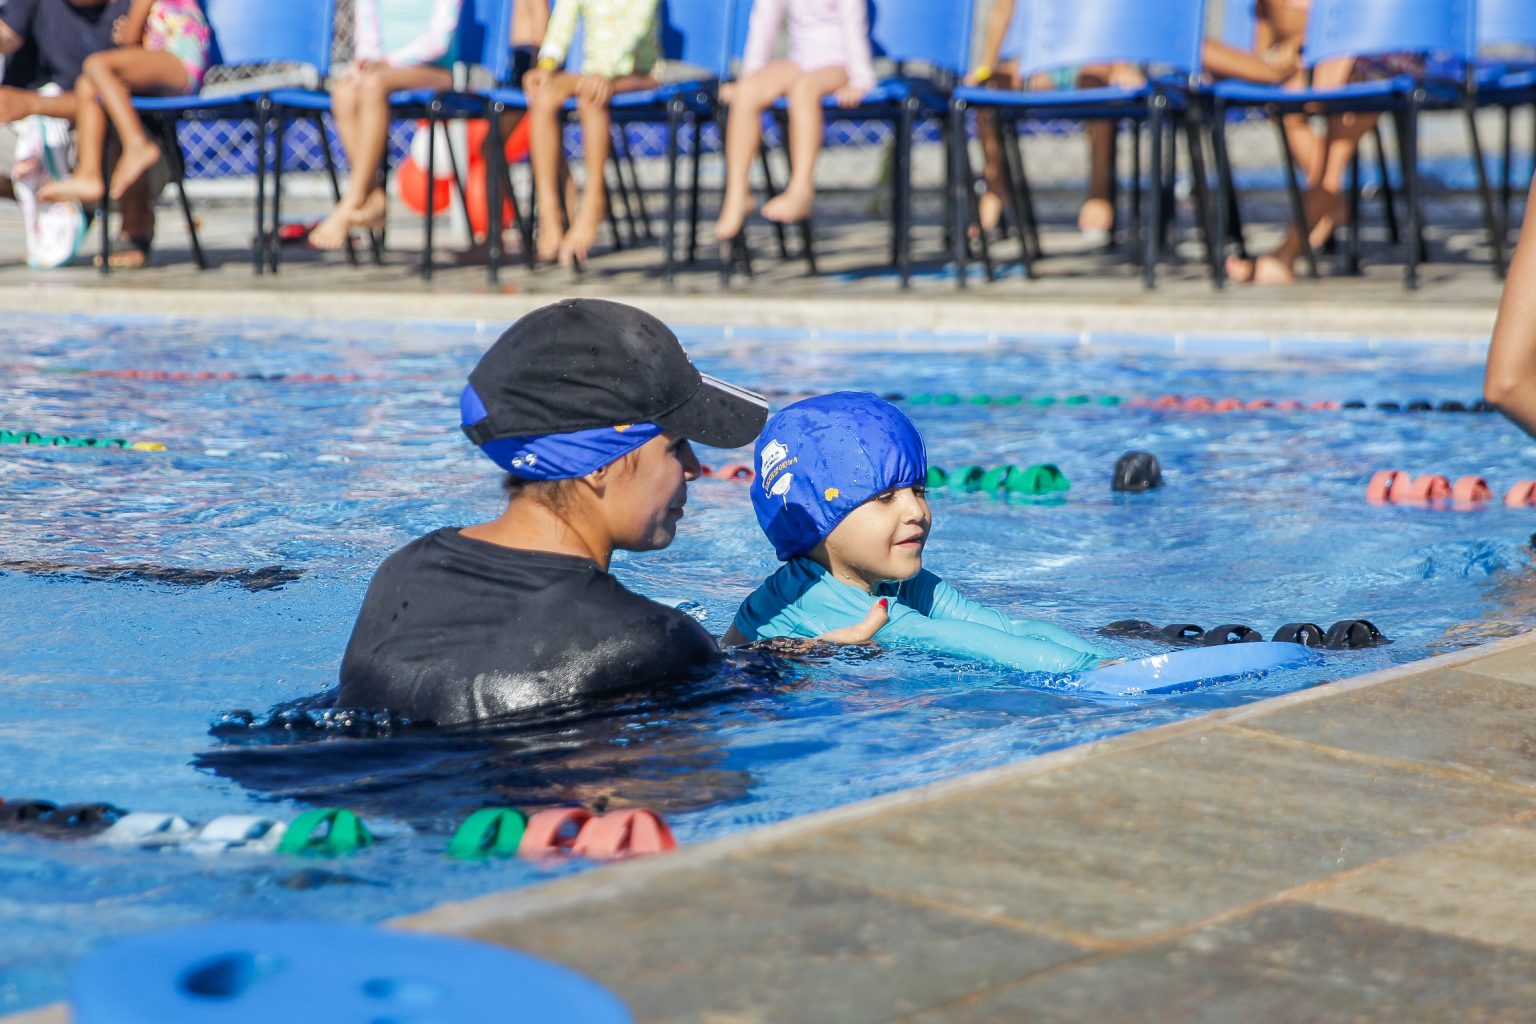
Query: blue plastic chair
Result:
<box><xmin>949</xmin><ymin>0</ymin><xmax>1210</xmax><ymax>289</ymax></box>
<box><xmin>727</xmin><ymin>0</ymin><xmax>975</xmax><ymax>287</ymax></box>
<box><xmin>1476</xmin><ymin>0</ymin><xmax>1536</xmax><ymax>229</ymax></box>
<box><xmin>268</xmin><ymin>0</ymin><xmax>513</xmax><ymax>278</ymax></box>
<box><xmin>113</xmin><ymin>0</ymin><xmax>334</xmax><ymax>276</ymax></box>
<box><xmin>479</xmin><ymin>0</ymin><xmax>734</xmax><ymax>282</ymax></box>
<box><xmin>1208</xmin><ymin>0</ymin><xmax>1493</xmax><ymax>288</ymax></box>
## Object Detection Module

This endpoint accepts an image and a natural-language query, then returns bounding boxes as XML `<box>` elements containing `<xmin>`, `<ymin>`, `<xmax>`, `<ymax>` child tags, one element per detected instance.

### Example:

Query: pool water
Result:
<box><xmin>1</xmin><ymin>314</ymin><xmax>1531</xmax><ymax>1012</ymax></box>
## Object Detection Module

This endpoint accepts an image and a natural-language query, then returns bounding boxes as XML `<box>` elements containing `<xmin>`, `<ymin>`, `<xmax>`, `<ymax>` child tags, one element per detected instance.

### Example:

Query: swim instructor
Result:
<box><xmin>337</xmin><ymin>299</ymin><xmax>770</xmax><ymax>726</ymax></box>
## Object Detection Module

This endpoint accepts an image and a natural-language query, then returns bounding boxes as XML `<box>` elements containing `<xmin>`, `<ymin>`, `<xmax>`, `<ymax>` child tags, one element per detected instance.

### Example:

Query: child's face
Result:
<box><xmin>819</xmin><ymin>485</ymin><xmax>930</xmax><ymax>591</ymax></box>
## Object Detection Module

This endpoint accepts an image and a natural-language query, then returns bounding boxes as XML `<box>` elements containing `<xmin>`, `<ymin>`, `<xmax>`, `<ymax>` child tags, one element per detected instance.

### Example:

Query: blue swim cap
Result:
<box><xmin>751</xmin><ymin>392</ymin><xmax>928</xmax><ymax>561</ymax></box>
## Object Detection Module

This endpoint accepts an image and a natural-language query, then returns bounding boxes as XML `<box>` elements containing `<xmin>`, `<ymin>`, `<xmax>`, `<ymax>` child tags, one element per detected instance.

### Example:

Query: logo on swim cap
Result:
<box><xmin>771</xmin><ymin>473</ymin><xmax>794</xmax><ymax>497</ymax></box>
<box><xmin>760</xmin><ymin>439</ymin><xmax>788</xmax><ymax>478</ymax></box>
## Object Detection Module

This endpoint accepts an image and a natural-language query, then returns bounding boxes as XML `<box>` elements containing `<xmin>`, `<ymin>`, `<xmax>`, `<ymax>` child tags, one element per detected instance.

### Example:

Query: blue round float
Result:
<box><xmin>72</xmin><ymin>921</ymin><xmax>630</xmax><ymax>1024</ymax></box>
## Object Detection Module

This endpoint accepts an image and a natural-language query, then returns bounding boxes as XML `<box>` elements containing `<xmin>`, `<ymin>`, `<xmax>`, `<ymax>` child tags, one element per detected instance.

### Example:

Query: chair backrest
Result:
<box><xmin>1220</xmin><ymin>0</ymin><xmax>1257</xmax><ymax>50</ymax></box>
<box><xmin>1305</xmin><ymin>0</ymin><xmax>1475</xmax><ymax>66</ymax></box>
<box><xmin>1012</xmin><ymin>0</ymin><xmax>1206</xmax><ymax>79</ymax></box>
<box><xmin>457</xmin><ymin>0</ymin><xmax>515</xmax><ymax>83</ymax></box>
<box><xmin>732</xmin><ymin>0</ymin><xmax>972</xmax><ymax>79</ymax></box>
<box><xmin>1478</xmin><ymin>0</ymin><xmax>1536</xmax><ymax>54</ymax></box>
<box><xmin>202</xmin><ymin>0</ymin><xmax>335</xmax><ymax>76</ymax></box>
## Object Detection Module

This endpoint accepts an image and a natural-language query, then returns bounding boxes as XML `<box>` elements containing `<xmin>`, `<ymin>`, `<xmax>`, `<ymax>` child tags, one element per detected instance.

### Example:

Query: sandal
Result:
<box><xmin>93</xmin><ymin>234</ymin><xmax>152</xmax><ymax>270</ymax></box>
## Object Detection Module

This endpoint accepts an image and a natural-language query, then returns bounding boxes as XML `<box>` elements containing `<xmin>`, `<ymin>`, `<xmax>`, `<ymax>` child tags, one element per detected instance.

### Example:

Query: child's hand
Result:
<box><xmin>521</xmin><ymin>67</ymin><xmax>550</xmax><ymax>97</ymax></box>
<box><xmin>575</xmin><ymin>74</ymin><xmax>613</xmax><ymax>106</ymax></box>
<box><xmin>833</xmin><ymin>85</ymin><xmax>866</xmax><ymax>109</ymax></box>
<box><xmin>816</xmin><ymin>598</ymin><xmax>889</xmax><ymax>644</ymax></box>
<box><xmin>111</xmin><ymin>16</ymin><xmax>132</xmax><ymax>46</ymax></box>
<box><xmin>717</xmin><ymin>81</ymin><xmax>737</xmax><ymax>104</ymax></box>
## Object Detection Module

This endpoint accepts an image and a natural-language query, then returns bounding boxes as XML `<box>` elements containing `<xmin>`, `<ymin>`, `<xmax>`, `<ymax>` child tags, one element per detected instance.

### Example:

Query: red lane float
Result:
<box><xmin>1507</xmin><ymin>481</ymin><xmax>1536</xmax><ymax>508</ymax></box>
<box><xmin>713</xmin><ymin>462</ymin><xmax>755</xmax><ymax>482</ymax></box>
<box><xmin>1366</xmin><ymin>470</ymin><xmax>1405</xmax><ymax>504</ymax></box>
<box><xmin>570</xmin><ymin>809</ymin><xmax>677</xmax><ymax>860</ymax></box>
<box><xmin>1401</xmin><ymin>474</ymin><xmax>1452</xmax><ymax>503</ymax></box>
<box><xmin>1452</xmin><ymin>476</ymin><xmax>1492</xmax><ymax>504</ymax></box>
<box><xmin>517</xmin><ymin>807</ymin><xmax>593</xmax><ymax>857</ymax></box>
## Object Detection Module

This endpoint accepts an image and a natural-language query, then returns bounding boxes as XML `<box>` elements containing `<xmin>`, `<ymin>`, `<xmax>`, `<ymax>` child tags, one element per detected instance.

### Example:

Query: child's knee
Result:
<box><xmin>786</xmin><ymin>80</ymin><xmax>826</xmax><ymax>109</ymax></box>
<box><xmin>80</xmin><ymin>51</ymin><xmax>111</xmax><ymax>78</ymax></box>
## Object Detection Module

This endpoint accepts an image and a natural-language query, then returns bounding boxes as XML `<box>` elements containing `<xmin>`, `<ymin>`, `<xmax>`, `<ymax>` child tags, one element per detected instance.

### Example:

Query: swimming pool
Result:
<box><xmin>0</xmin><ymin>313</ymin><xmax>1526</xmax><ymax>1012</ymax></box>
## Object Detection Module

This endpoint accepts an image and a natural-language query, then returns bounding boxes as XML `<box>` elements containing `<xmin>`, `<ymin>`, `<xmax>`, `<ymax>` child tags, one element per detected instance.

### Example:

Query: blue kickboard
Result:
<box><xmin>1076</xmin><ymin>642</ymin><xmax>1322</xmax><ymax>696</ymax></box>
<box><xmin>73</xmin><ymin>921</ymin><xmax>631</xmax><ymax>1024</ymax></box>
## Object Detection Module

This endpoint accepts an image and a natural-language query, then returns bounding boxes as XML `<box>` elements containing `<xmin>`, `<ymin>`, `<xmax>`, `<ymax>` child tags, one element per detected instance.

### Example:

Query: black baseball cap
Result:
<box><xmin>461</xmin><ymin>299</ymin><xmax>769</xmax><ymax>449</ymax></box>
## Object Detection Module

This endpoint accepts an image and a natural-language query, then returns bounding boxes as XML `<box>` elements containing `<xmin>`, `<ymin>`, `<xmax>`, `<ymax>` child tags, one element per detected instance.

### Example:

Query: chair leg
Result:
<box><xmin>686</xmin><ymin>114</ymin><xmax>703</xmax><ymax>263</ymax></box>
<box><xmin>1346</xmin><ymin>148</ymin><xmax>1363</xmax><ymax>276</ymax></box>
<box><xmin>97</xmin><ymin>128</ymin><xmax>112</xmax><ymax>276</ymax></box>
<box><xmin>959</xmin><ymin>110</ymin><xmax>994</xmax><ymax>283</ymax></box>
<box><xmin>619</xmin><ymin>126</ymin><xmax>654</xmax><ymax>242</ymax></box>
<box><xmin>1182</xmin><ymin>106</ymin><xmax>1219</xmax><ymax>287</ymax></box>
<box><xmin>1129</xmin><ymin>120</ymin><xmax>1143</xmax><ymax>261</ymax></box>
<box><xmin>759</xmin><ymin>115</ymin><xmax>790</xmax><ymax>259</ymax></box>
<box><xmin>1501</xmin><ymin>105</ymin><xmax>1514</xmax><ymax>233</ymax></box>
<box><xmin>1209</xmin><ymin>100</ymin><xmax>1246</xmax><ymax>261</ymax></box>
<box><xmin>1373</xmin><ymin>123</ymin><xmax>1402</xmax><ymax>246</ymax></box>
<box><xmin>1401</xmin><ymin>94</ymin><xmax>1423</xmax><ymax>290</ymax></box>
<box><xmin>422</xmin><ymin>111</ymin><xmax>438</xmax><ymax>280</ymax></box>
<box><xmin>1273</xmin><ymin>108</ymin><xmax>1318</xmax><ymax>279</ymax></box>
<box><xmin>159</xmin><ymin>118</ymin><xmax>206</xmax><ymax>270</ymax></box>
<box><xmin>1465</xmin><ymin>101</ymin><xmax>1508</xmax><ymax>279</ymax></box>
<box><xmin>664</xmin><ymin>97</ymin><xmax>680</xmax><ymax>285</ymax></box>
<box><xmin>949</xmin><ymin>99</ymin><xmax>969</xmax><ymax>289</ymax></box>
<box><xmin>895</xmin><ymin>96</ymin><xmax>914</xmax><ymax>288</ymax></box>
<box><xmin>1143</xmin><ymin>94</ymin><xmax>1165</xmax><ymax>289</ymax></box>
<box><xmin>253</xmin><ymin>102</ymin><xmax>268</xmax><ymax>276</ymax></box>
<box><xmin>486</xmin><ymin>106</ymin><xmax>504</xmax><ymax>285</ymax></box>
<box><xmin>269</xmin><ymin>111</ymin><xmax>287</xmax><ymax>273</ymax></box>
<box><xmin>998</xmin><ymin>115</ymin><xmax>1035</xmax><ymax>277</ymax></box>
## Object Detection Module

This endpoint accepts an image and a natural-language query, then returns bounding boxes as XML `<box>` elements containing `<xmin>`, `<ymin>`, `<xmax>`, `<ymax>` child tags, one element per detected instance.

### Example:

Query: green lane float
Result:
<box><xmin>0</xmin><ymin>428</ymin><xmax>165</xmax><ymax>451</ymax></box>
<box><xmin>276</xmin><ymin>808</ymin><xmax>374</xmax><ymax>857</ymax></box>
<box><xmin>447</xmin><ymin>807</ymin><xmax>528</xmax><ymax>860</ymax></box>
<box><xmin>924</xmin><ymin>463</ymin><xmax>1071</xmax><ymax>495</ymax></box>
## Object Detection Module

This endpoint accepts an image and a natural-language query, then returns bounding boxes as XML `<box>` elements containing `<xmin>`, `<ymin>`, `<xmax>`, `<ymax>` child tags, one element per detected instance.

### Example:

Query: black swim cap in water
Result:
<box><xmin>462</xmin><ymin>299</ymin><xmax>768</xmax><ymax>450</ymax></box>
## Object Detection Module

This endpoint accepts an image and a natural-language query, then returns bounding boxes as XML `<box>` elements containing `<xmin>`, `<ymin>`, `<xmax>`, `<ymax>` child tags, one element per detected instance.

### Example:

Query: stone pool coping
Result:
<box><xmin>11</xmin><ymin>628</ymin><xmax>1536</xmax><ymax>1022</ymax></box>
<box><xmin>0</xmin><ymin>283</ymin><xmax>1496</xmax><ymax>347</ymax></box>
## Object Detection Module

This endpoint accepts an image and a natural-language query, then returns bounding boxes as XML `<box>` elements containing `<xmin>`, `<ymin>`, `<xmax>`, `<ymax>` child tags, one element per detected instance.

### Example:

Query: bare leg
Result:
<box><xmin>40</xmin><ymin>76</ymin><xmax>107</xmax><ymax>203</ymax></box>
<box><xmin>715</xmin><ymin>60</ymin><xmax>801</xmax><ymax>241</ymax></box>
<box><xmin>560</xmin><ymin>73</ymin><xmax>656</xmax><ymax>264</ymax></box>
<box><xmin>311</xmin><ymin>64</ymin><xmax>451</xmax><ymax>250</ymax></box>
<box><xmin>762</xmin><ymin>64</ymin><xmax>848</xmax><ymax>224</ymax></box>
<box><xmin>527</xmin><ymin>72</ymin><xmax>583</xmax><ymax>260</ymax></box>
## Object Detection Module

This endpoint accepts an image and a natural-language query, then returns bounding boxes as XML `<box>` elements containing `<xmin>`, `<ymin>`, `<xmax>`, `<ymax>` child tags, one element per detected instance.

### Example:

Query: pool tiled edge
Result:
<box><xmin>390</xmin><ymin>631</ymin><xmax>1536</xmax><ymax>1023</ymax></box>
<box><xmin>9</xmin><ymin>631</ymin><xmax>1536</xmax><ymax>1022</ymax></box>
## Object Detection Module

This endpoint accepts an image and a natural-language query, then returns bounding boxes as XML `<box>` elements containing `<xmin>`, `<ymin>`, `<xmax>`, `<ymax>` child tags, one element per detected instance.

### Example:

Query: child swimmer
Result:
<box><xmin>724</xmin><ymin>392</ymin><xmax>1116</xmax><ymax>672</ymax></box>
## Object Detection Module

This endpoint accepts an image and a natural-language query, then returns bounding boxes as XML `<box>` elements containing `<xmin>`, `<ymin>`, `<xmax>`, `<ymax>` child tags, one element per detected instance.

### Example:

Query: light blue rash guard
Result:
<box><xmin>732</xmin><ymin>557</ymin><xmax>1111</xmax><ymax>673</ymax></box>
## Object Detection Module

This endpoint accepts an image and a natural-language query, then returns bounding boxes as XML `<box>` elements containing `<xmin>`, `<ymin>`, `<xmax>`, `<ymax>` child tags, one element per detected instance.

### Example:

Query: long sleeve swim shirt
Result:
<box><xmin>538</xmin><ymin>0</ymin><xmax>661</xmax><ymax>78</ymax></box>
<box><xmin>740</xmin><ymin>0</ymin><xmax>877</xmax><ymax>94</ymax></box>
<box><xmin>354</xmin><ymin>0</ymin><xmax>462</xmax><ymax>68</ymax></box>
<box><xmin>733</xmin><ymin>557</ymin><xmax>1110</xmax><ymax>673</ymax></box>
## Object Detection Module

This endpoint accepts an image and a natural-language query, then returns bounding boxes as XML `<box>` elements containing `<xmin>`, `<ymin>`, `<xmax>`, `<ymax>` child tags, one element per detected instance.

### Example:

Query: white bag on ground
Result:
<box><xmin>11</xmin><ymin>85</ymin><xmax>87</xmax><ymax>269</ymax></box>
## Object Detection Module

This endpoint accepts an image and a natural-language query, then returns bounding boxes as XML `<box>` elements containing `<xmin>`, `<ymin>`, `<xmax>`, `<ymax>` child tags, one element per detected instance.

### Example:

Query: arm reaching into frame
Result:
<box><xmin>1485</xmin><ymin>176</ymin><xmax>1536</xmax><ymax>438</ymax></box>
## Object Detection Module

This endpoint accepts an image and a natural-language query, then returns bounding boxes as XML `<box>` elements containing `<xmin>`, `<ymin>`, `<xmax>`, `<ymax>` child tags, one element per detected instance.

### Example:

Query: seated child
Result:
<box><xmin>724</xmin><ymin>392</ymin><xmax>1114</xmax><ymax>673</ymax></box>
<box><xmin>522</xmin><ymin>0</ymin><xmax>661</xmax><ymax>266</ymax></box>
<box><xmin>309</xmin><ymin>0</ymin><xmax>465</xmax><ymax>250</ymax></box>
<box><xmin>39</xmin><ymin>0</ymin><xmax>210</xmax><ymax>206</ymax></box>
<box><xmin>713</xmin><ymin>0</ymin><xmax>876</xmax><ymax>243</ymax></box>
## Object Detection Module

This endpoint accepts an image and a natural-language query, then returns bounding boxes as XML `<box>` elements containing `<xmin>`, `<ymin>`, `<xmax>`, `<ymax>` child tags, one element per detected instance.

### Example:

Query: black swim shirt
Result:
<box><xmin>337</xmin><ymin>528</ymin><xmax>720</xmax><ymax>726</ymax></box>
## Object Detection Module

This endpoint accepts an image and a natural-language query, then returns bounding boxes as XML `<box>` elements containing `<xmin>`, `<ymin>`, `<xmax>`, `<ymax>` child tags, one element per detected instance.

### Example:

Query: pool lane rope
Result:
<box><xmin>0</xmin><ymin>796</ymin><xmax>676</xmax><ymax>862</ymax></box>
<box><xmin>1367</xmin><ymin>471</ymin><xmax>1536</xmax><ymax>508</ymax></box>
<box><xmin>704</xmin><ymin>462</ymin><xmax>1072</xmax><ymax>496</ymax></box>
<box><xmin>1100</xmin><ymin>618</ymin><xmax>1389</xmax><ymax>650</ymax></box>
<box><xmin>752</xmin><ymin>389</ymin><xmax>1498</xmax><ymax>414</ymax></box>
<box><xmin>0</xmin><ymin>429</ymin><xmax>165</xmax><ymax>451</ymax></box>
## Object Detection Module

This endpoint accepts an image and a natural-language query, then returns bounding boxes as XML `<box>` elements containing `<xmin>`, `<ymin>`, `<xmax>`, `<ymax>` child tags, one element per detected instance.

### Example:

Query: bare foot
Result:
<box><xmin>308</xmin><ymin>206</ymin><xmax>357</xmax><ymax>250</ymax></box>
<box><xmin>1078</xmin><ymin>196</ymin><xmax>1114</xmax><ymax>235</ymax></box>
<box><xmin>559</xmin><ymin>214</ymin><xmax>600</xmax><ymax>266</ymax></box>
<box><xmin>349</xmin><ymin>188</ymin><xmax>387</xmax><ymax>231</ymax></box>
<box><xmin>108</xmin><ymin>139</ymin><xmax>161</xmax><ymax>200</ymax></box>
<box><xmin>1225</xmin><ymin>253</ymin><xmax>1295</xmax><ymax>285</ymax></box>
<box><xmin>972</xmin><ymin>191</ymin><xmax>1004</xmax><ymax>238</ymax></box>
<box><xmin>534</xmin><ymin>211</ymin><xmax>565</xmax><ymax>263</ymax></box>
<box><xmin>39</xmin><ymin>175</ymin><xmax>104</xmax><ymax>205</ymax></box>
<box><xmin>714</xmin><ymin>190</ymin><xmax>756</xmax><ymax>242</ymax></box>
<box><xmin>762</xmin><ymin>186</ymin><xmax>814</xmax><ymax>224</ymax></box>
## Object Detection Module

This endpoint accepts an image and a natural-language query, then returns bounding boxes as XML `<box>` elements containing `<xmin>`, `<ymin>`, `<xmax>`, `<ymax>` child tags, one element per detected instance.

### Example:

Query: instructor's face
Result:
<box><xmin>607</xmin><ymin>432</ymin><xmax>702</xmax><ymax>551</ymax></box>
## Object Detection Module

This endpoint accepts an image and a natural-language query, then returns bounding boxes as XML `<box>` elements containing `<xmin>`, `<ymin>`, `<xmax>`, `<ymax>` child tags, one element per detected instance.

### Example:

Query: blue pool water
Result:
<box><xmin>1</xmin><ymin>314</ymin><xmax>1531</xmax><ymax>1012</ymax></box>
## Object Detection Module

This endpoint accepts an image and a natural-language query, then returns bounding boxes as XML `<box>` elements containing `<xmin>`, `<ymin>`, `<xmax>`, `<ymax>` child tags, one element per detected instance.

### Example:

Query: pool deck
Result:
<box><xmin>12</xmin><ymin>631</ymin><xmax>1536</xmax><ymax>1023</ymax></box>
